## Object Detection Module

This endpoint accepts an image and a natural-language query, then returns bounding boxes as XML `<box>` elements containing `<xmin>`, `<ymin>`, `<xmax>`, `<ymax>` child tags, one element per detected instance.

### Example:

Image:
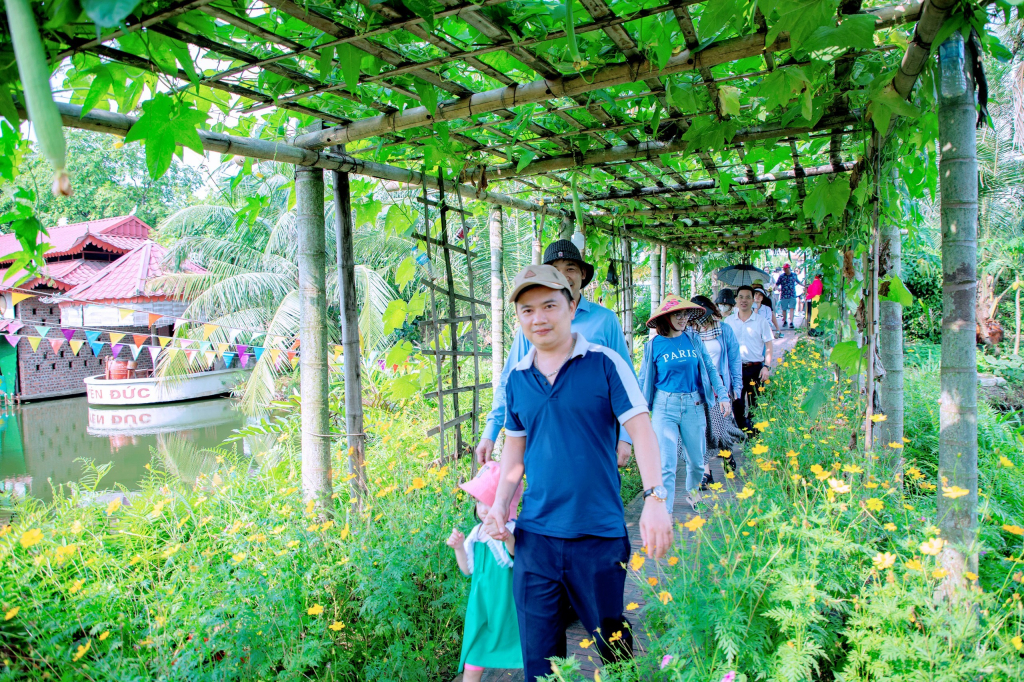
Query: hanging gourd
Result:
<box><xmin>564</xmin><ymin>0</ymin><xmax>582</xmax><ymax>70</ymax></box>
<box><xmin>5</xmin><ymin>0</ymin><xmax>71</xmax><ymax>196</ymax></box>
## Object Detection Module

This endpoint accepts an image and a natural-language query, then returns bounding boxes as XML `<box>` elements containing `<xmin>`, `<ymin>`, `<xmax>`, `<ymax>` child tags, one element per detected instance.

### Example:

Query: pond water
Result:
<box><xmin>0</xmin><ymin>396</ymin><xmax>248</xmax><ymax>503</ymax></box>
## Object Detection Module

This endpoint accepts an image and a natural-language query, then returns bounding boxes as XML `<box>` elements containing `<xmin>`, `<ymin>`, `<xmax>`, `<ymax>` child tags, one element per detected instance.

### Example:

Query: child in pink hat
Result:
<box><xmin>446</xmin><ymin>462</ymin><xmax>524</xmax><ymax>680</ymax></box>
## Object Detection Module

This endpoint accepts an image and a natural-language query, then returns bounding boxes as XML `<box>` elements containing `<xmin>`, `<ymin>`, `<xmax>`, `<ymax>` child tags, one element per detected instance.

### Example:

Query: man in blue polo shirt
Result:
<box><xmin>483</xmin><ymin>264</ymin><xmax>673</xmax><ymax>682</ymax></box>
<box><xmin>476</xmin><ymin>240</ymin><xmax>634</xmax><ymax>466</ymax></box>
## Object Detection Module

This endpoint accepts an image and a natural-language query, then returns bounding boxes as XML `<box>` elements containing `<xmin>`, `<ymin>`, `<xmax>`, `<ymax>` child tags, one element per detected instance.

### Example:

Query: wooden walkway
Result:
<box><xmin>455</xmin><ymin>329</ymin><xmax>801</xmax><ymax>682</ymax></box>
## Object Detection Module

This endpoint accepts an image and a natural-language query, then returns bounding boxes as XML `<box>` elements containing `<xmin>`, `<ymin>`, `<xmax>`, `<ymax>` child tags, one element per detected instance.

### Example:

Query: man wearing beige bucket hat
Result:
<box><xmin>484</xmin><ymin>264</ymin><xmax>672</xmax><ymax>682</ymax></box>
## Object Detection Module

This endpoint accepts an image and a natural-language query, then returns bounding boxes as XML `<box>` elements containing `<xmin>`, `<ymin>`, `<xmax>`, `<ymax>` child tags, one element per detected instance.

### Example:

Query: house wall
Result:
<box><xmin>14</xmin><ymin>301</ymin><xmax>155</xmax><ymax>401</ymax></box>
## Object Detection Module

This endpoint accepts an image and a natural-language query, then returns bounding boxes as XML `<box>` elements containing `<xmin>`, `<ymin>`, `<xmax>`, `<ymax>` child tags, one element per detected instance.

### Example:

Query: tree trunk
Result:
<box><xmin>295</xmin><ymin>166</ymin><xmax>332</xmax><ymax>514</ymax></box>
<box><xmin>489</xmin><ymin>205</ymin><xmax>504</xmax><ymax>386</ymax></box>
<box><xmin>660</xmin><ymin>246</ymin><xmax>668</xmax><ymax>301</ymax></box>
<box><xmin>878</xmin><ymin>219</ymin><xmax>905</xmax><ymax>467</ymax></box>
<box><xmin>559</xmin><ymin>215</ymin><xmax>572</xmax><ymax>240</ymax></box>
<box><xmin>332</xmin><ymin>165</ymin><xmax>366</xmax><ymax>503</ymax></box>
<box><xmin>650</xmin><ymin>247</ymin><xmax>661</xmax><ymax>339</ymax></box>
<box><xmin>621</xmin><ymin>235</ymin><xmax>634</xmax><ymax>355</ymax></box>
<box><xmin>937</xmin><ymin>36</ymin><xmax>979</xmax><ymax>572</ymax></box>
<box><xmin>669</xmin><ymin>256</ymin><xmax>681</xmax><ymax>295</ymax></box>
<box><xmin>1015</xmin><ymin>281</ymin><xmax>1021</xmax><ymax>355</ymax></box>
<box><xmin>532</xmin><ymin>213</ymin><xmax>542</xmax><ymax>265</ymax></box>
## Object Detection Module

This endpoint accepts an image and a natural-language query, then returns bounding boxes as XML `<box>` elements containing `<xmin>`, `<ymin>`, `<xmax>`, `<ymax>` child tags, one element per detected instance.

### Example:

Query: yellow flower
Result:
<box><xmin>608</xmin><ymin>630</ymin><xmax>622</xmax><ymax>643</ymax></box>
<box><xmin>307</xmin><ymin>604</ymin><xmax>324</xmax><ymax>616</ymax></box>
<box><xmin>718</xmin><ymin>449</ymin><xmax>731</xmax><ymax>458</ymax></box>
<box><xmin>864</xmin><ymin>481</ymin><xmax>879</xmax><ymax>489</ymax></box>
<box><xmin>4</xmin><ymin>607</ymin><xmax>19</xmax><ymax>621</ymax></box>
<box><xmin>19</xmin><ymin>528</ymin><xmax>43</xmax><ymax>549</ymax></box>
<box><xmin>872</xmin><ymin>552</ymin><xmax>896</xmax><ymax>570</ymax></box>
<box><xmin>725</xmin><ymin>471</ymin><xmax>735</xmax><ymax>479</ymax></box>
<box><xmin>752</xmin><ymin>421</ymin><xmax>769</xmax><ymax>431</ymax></box>
<box><xmin>870</xmin><ymin>414</ymin><xmax>887</xmax><ymax>422</ymax></box>
<box><xmin>307</xmin><ymin>523</ymin><xmax>321</xmax><ymax>532</ymax></box>
<box><xmin>105</xmin><ymin>498</ymin><xmax>121</xmax><ymax>515</ymax></box>
<box><xmin>304</xmin><ymin>499</ymin><xmax>316</xmax><ymax>516</ymax></box>
<box><xmin>329</xmin><ymin>621</ymin><xmax>345</xmax><ymax>631</ymax></box>
<box><xmin>231</xmin><ymin>552</ymin><xmax>246</xmax><ymax>563</ymax></box>
<box><xmin>69</xmin><ymin>579</ymin><xmax>85</xmax><ymax>594</ymax></box>
<box><xmin>579</xmin><ymin>638</ymin><xmax>593</xmax><ymax>649</ymax></box>
<box><xmin>411</xmin><ymin>477</ymin><xmax>426</xmax><ymax>490</ymax></box>
<box><xmin>1003</xmin><ymin>524</ymin><xmax>1024</xmax><ymax>536</ymax></box>
<box><xmin>884</xmin><ymin>522</ymin><xmax>897</xmax><ymax>531</ymax></box>
<box><xmin>931</xmin><ymin>568</ymin><xmax>948</xmax><ymax>579</ymax></box>
<box><xmin>905</xmin><ymin>559</ymin><xmax>923</xmax><ymax>571</ymax></box>
<box><xmin>1012</xmin><ymin>636</ymin><xmax>1023</xmax><ymax>651</ymax></box>
<box><xmin>683</xmin><ymin>516</ymin><xmax>705</xmax><ymax>532</ymax></box>
<box><xmin>842</xmin><ymin>464</ymin><xmax>863</xmax><ymax>474</ymax></box>
<box><xmin>72</xmin><ymin>640</ymin><xmax>91</xmax><ymax>662</ymax></box>
<box><xmin>70</xmin><ymin>520</ymin><xmax>84</xmax><ymax>535</ymax></box>
<box><xmin>827</xmin><ymin>478</ymin><xmax>851</xmax><ymax>494</ymax></box>
<box><xmin>647</xmin><ymin>577</ymin><xmax>658</xmax><ymax>587</ymax></box>
<box><xmin>998</xmin><ymin>456</ymin><xmax>1014</xmax><ymax>468</ymax></box>
<box><xmin>865</xmin><ymin>498</ymin><xmax>884</xmax><ymax>512</ymax></box>
<box><xmin>810</xmin><ymin>464</ymin><xmax>829</xmax><ymax>481</ymax></box>
<box><xmin>942</xmin><ymin>485</ymin><xmax>969</xmax><ymax>499</ymax></box>
<box><xmin>98</xmin><ymin>631</ymin><xmax>109</xmax><ymax>641</ymax></box>
<box><xmin>657</xmin><ymin>591</ymin><xmax>673</xmax><ymax>604</ymax></box>
<box><xmin>888</xmin><ymin>442</ymin><xmax>903</xmax><ymax>449</ymax></box>
<box><xmin>667</xmin><ymin>556</ymin><xmax>679</xmax><ymax>566</ymax></box>
<box><xmin>919</xmin><ymin>537</ymin><xmax>945</xmax><ymax>556</ymax></box>
<box><xmin>626</xmin><ymin>602</ymin><xmax>639</xmax><ymax>611</ymax></box>
<box><xmin>751</xmin><ymin>444</ymin><xmax>769</xmax><ymax>456</ymax></box>
<box><xmin>629</xmin><ymin>553</ymin><xmax>645</xmax><ymax>571</ymax></box>
<box><xmin>736</xmin><ymin>487</ymin><xmax>754</xmax><ymax>500</ymax></box>
<box><xmin>964</xmin><ymin>571</ymin><xmax>978</xmax><ymax>581</ymax></box>
<box><xmin>786</xmin><ymin>450</ymin><xmax>799</xmax><ymax>458</ymax></box>
<box><xmin>287</xmin><ymin>540</ymin><xmax>300</xmax><ymax>548</ymax></box>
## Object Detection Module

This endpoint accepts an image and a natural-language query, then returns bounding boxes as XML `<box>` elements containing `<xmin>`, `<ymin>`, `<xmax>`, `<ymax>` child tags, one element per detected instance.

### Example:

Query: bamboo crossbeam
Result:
<box><xmin>893</xmin><ymin>0</ymin><xmax>959</xmax><ymax>98</ymax></box>
<box><xmin>590</xmin><ymin>203</ymin><xmax>769</xmax><ymax>218</ymax></box>
<box><xmin>55</xmin><ymin>0</ymin><xmax>215</xmax><ymax>60</ymax></box>
<box><xmin>559</xmin><ymin>162</ymin><xmax>856</xmax><ymax>202</ymax></box>
<box><xmin>36</xmin><ymin>102</ymin><xmax>567</xmax><ymax>219</ymax></box>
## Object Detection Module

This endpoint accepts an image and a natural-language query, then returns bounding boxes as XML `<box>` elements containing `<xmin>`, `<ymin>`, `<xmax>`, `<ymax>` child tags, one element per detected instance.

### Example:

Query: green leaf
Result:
<box><xmin>354</xmin><ymin>199</ymin><xmax>382</xmax><ymax>229</ymax></box>
<box><xmin>385</xmin><ymin>340</ymin><xmax>413</xmax><ymax>368</ymax></box>
<box><xmin>667</xmin><ymin>79</ymin><xmax>698</xmax><ymax>112</ymax></box>
<box><xmin>765</xmin><ymin>0</ymin><xmax>835</xmax><ymax>50</ymax></box>
<box><xmin>413</xmin><ymin>79</ymin><xmax>438</xmax><ymax>116</ymax></box>
<box><xmin>319</xmin><ymin>44</ymin><xmax>334</xmax><ymax>82</ymax></box>
<box><xmin>402</xmin><ymin>0</ymin><xmax>436</xmax><ymax>31</ymax></box>
<box><xmin>803</xmin><ymin>176</ymin><xmax>850</xmax><ymax>225</ymax></box>
<box><xmin>390</xmin><ymin>375</ymin><xmax>420</xmax><ymax>400</ymax></box>
<box><xmin>698</xmin><ymin>0</ymin><xmax>742</xmax><ymax>40</ymax></box>
<box><xmin>82</xmin><ymin>0</ymin><xmax>141</xmax><ymax>28</ymax></box>
<box><xmin>816</xmin><ymin>301</ymin><xmax>839</xmax><ymax>320</ymax></box>
<box><xmin>382</xmin><ymin>299</ymin><xmax>408</xmax><ymax>335</ymax></box>
<box><xmin>122</xmin><ymin>93</ymin><xmax>207</xmax><ymax>179</ymax></box>
<box><xmin>395</xmin><ymin>256</ymin><xmax>416</xmax><ymax>292</ymax></box>
<box><xmin>407</xmin><ymin>291</ymin><xmax>427</xmax><ymax>319</ymax></box>
<box><xmin>802</xmin><ymin>14</ymin><xmax>877</xmax><ymax>52</ymax></box>
<box><xmin>385</xmin><ymin>204</ymin><xmax>414</xmax><ymax>237</ymax></box>
<box><xmin>829</xmin><ymin>340</ymin><xmax>865</xmax><ymax>375</ymax></box>
<box><xmin>336</xmin><ymin>44</ymin><xmax>363</xmax><ymax>95</ymax></box>
<box><xmin>718</xmin><ymin>85</ymin><xmax>741</xmax><ymax>116</ymax></box>
<box><xmin>80</xmin><ymin>66</ymin><xmax>113</xmax><ymax>117</ymax></box>
<box><xmin>168</xmin><ymin>40</ymin><xmax>199</xmax><ymax>84</ymax></box>
<box><xmin>799</xmin><ymin>380</ymin><xmax>830</xmax><ymax>419</ymax></box>
<box><xmin>516</xmin><ymin>150</ymin><xmax>537</xmax><ymax>173</ymax></box>
<box><xmin>880</xmin><ymin>274</ymin><xmax>914</xmax><ymax>307</ymax></box>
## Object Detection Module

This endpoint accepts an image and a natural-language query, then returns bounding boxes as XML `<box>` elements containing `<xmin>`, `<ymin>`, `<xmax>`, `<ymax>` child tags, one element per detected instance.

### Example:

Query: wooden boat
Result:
<box><xmin>84</xmin><ymin>368</ymin><xmax>250</xmax><ymax>406</ymax></box>
<box><xmin>86</xmin><ymin>397</ymin><xmax>243</xmax><ymax>436</ymax></box>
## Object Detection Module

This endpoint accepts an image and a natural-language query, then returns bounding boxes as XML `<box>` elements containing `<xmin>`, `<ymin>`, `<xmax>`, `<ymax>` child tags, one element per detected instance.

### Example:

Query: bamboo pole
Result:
<box><xmin>650</xmin><ymin>247</ymin><xmax>661</xmax><ymax>339</ymax></box>
<box><xmin>591</xmin><ymin>203</ymin><xmax>769</xmax><ymax>218</ymax></box>
<box><xmin>33</xmin><ymin>101</ymin><xmax>565</xmax><ymax>220</ymax></box>
<box><xmin>621</xmin><ymin>235</ymin><xmax>634</xmax><ymax>355</ymax></box>
<box><xmin>936</xmin><ymin>35</ymin><xmax>979</xmax><ymax>572</ymax></box>
<box><xmin>1015</xmin><ymin>281</ymin><xmax>1021</xmax><ymax>355</ymax></box>
<box><xmin>332</xmin><ymin>162</ymin><xmax>367</xmax><ymax>503</ymax></box>
<box><xmin>878</xmin><ymin>216</ymin><xmax>905</xmax><ymax>470</ymax></box>
<box><xmin>489</xmin><ymin>205</ymin><xmax>504</xmax><ymax>387</ymax></box>
<box><xmin>660</xmin><ymin>246</ymin><xmax>668</xmax><ymax>301</ymax></box>
<box><xmin>893</xmin><ymin>0</ymin><xmax>962</xmax><ymax>98</ymax></box>
<box><xmin>669</xmin><ymin>256</ymin><xmax>681</xmax><ymax>296</ymax></box>
<box><xmin>559</xmin><ymin>216</ymin><xmax>573</xmax><ymax>241</ymax></box>
<box><xmin>863</xmin><ymin>142</ymin><xmax>881</xmax><ymax>451</ymax></box>
<box><xmin>295</xmin><ymin>166</ymin><xmax>333</xmax><ymax>515</ymax></box>
<box><xmin>532</xmin><ymin>213</ymin><xmax>543</xmax><ymax>265</ymax></box>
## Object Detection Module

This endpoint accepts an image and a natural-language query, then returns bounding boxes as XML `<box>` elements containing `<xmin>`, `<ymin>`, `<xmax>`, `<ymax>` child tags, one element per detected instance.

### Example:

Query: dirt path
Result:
<box><xmin>455</xmin><ymin>329</ymin><xmax>802</xmax><ymax>682</ymax></box>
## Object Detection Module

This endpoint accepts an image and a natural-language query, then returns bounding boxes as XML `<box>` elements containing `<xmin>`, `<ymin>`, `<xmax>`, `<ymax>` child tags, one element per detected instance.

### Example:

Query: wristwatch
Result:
<box><xmin>643</xmin><ymin>485</ymin><xmax>668</xmax><ymax>502</ymax></box>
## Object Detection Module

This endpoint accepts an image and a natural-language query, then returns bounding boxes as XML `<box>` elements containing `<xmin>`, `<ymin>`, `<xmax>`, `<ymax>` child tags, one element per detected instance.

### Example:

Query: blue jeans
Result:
<box><xmin>651</xmin><ymin>390</ymin><xmax>707</xmax><ymax>512</ymax></box>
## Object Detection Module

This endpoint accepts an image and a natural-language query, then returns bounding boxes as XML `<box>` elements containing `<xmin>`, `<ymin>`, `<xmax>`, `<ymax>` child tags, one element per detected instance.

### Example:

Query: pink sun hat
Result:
<box><xmin>459</xmin><ymin>461</ymin><xmax>524</xmax><ymax>520</ymax></box>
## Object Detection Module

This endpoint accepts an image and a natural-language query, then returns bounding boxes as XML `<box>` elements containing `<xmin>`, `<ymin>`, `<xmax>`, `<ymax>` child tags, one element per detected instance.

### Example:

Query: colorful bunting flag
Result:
<box><xmin>61</xmin><ymin>329</ymin><xmax>75</xmax><ymax>342</ymax></box>
<box><xmin>202</xmin><ymin>323</ymin><xmax>217</xmax><ymax>340</ymax></box>
<box><xmin>119</xmin><ymin>308</ymin><xmax>134</xmax><ymax>321</ymax></box>
<box><xmin>290</xmin><ymin>338</ymin><xmax>301</xmax><ymax>351</ymax></box>
<box><xmin>186</xmin><ymin>349</ymin><xmax>198</xmax><ymax>365</ymax></box>
<box><xmin>129</xmin><ymin>344</ymin><xmax>143</xmax><ymax>360</ymax></box>
<box><xmin>5</xmin><ymin>335</ymin><xmax>20</xmax><ymax>347</ymax></box>
<box><xmin>236</xmin><ymin>344</ymin><xmax>248</xmax><ymax>356</ymax></box>
<box><xmin>270</xmin><ymin>348</ymin><xmax>281</xmax><ymax>365</ymax></box>
<box><xmin>146</xmin><ymin>346</ymin><xmax>160</xmax><ymax>363</ymax></box>
<box><xmin>69</xmin><ymin>339</ymin><xmax>85</xmax><ymax>356</ymax></box>
<box><xmin>239</xmin><ymin>353</ymin><xmax>251</xmax><ymax>368</ymax></box>
<box><xmin>27</xmin><ymin>336</ymin><xmax>42</xmax><ymax>351</ymax></box>
<box><xmin>11</xmin><ymin>292</ymin><xmax>35</xmax><ymax>305</ymax></box>
<box><xmin>290</xmin><ymin>354</ymin><xmax>300</xmax><ymax>369</ymax></box>
<box><xmin>48</xmin><ymin>338</ymin><xmax>63</xmax><ymax>354</ymax></box>
<box><xmin>110</xmin><ymin>343</ymin><xmax>124</xmax><ymax>357</ymax></box>
<box><xmin>203</xmin><ymin>351</ymin><xmax>216</xmax><ymax>367</ymax></box>
<box><xmin>6</xmin><ymin>321</ymin><xmax>21</xmax><ymax>334</ymax></box>
<box><xmin>132</xmin><ymin>334</ymin><xmax>149</xmax><ymax>347</ymax></box>
<box><xmin>158</xmin><ymin>336</ymin><xmax>172</xmax><ymax>348</ymax></box>
<box><xmin>253</xmin><ymin>347</ymin><xmax>265</xmax><ymax>361</ymax></box>
<box><xmin>178</xmin><ymin>339</ymin><xmax>193</xmax><ymax>349</ymax></box>
<box><xmin>34</xmin><ymin>325</ymin><xmax>50</xmax><ymax>339</ymax></box>
<box><xmin>199</xmin><ymin>341</ymin><xmax>212</xmax><ymax>353</ymax></box>
<box><xmin>85</xmin><ymin>330</ymin><xmax>101</xmax><ymax>344</ymax></box>
<box><xmin>286</xmin><ymin>350</ymin><xmax>298</xmax><ymax>364</ymax></box>
<box><xmin>109</xmin><ymin>332</ymin><xmax>126</xmax><ymax>345</ymax></box>
<box><xmin>88</xmin><ymin>342</ymin><xmax>104</xmax><ymax>356</ymax></box>
<box><xmin>222</xmin><ymin>352</ymin><xmax>236</xmax><ymax>367</ymax></box>
<box><xmin>147</xmin><ymin>313</ymin><xmax>162</xmax><ymax>326</ymax></box>
<box><xmin>227</xmin><ymin>328</ymin><xmax>240</xmax><ymax>344</ymax></box>
<box><xmin>0</xmin><ymin>321</ymin><xmax>9</xmax><ymax>333</ymax></box>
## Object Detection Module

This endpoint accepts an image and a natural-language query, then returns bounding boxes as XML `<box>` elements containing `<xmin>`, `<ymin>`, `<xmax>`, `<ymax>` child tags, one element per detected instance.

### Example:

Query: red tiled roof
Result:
<box><xmin>61</xmin><ymin>243</ymin><xmax>204</xmax><ymax>305</ymax></box>
<box><xmin>0</xmin><ymin>215</ymin><xmax>151</xmax><ymax>262</ymax></box>
<box><xmin>0</xmin><ymin>259</ymin><xmax>109</xmax><ymax>291</ymax></box>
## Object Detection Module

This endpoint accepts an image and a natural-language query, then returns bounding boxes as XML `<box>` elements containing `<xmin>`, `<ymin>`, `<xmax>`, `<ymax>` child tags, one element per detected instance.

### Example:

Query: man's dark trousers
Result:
<box><xmin>513</xmin><ymin>527</ymin><xmax>632</xmax><ymax>681</ymax></box>
<box><xmin>732</xmin><ymin>361</ymin><xmax>763</xmax><ymax>431</ymax></box>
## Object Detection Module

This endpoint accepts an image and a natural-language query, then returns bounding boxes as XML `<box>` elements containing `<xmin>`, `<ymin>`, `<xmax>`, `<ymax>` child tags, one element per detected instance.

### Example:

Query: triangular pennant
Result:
<box><xmin>332</xmin><ymin>345</ymin><xmax>343</xmax><ymax>360</ymax></box>
<box><xmin>236</xmin><ymin>344</ymin><xmax>248</xmax><ymax>356</ymax></box>
<box><xmin>186</xmin><ymin>349</ymin><xmax>198</xmax><ymax>364</ymax></box>
<box><xmin>0</xmin><ymin>321</ymin><xmax>10</xmax><ymax>333</ymax></box>
<box><xmin>178</xmin><ymin>339</ymin><xmax>193</xmax><ymax>349</ymax></box>
<box><xmin>204</xmin><ymin>350</ymin><xmax>216</xmax><ymax>367</ymax></box>
<box><xmin>88</xmin><ymin>341</ymin><xmax>104</xmax><ymax>356</ymax></box>
<box><xmin>119</xmin><ymin>308</ymin><xmax>134</xmax><ymax>321</ymax></box>
<box><xmin>290</xmin><ymin>338</ymin><xmax>301</xmax><ymax>350</ymax></box>
<box><xmin>227</xmin><ymin>328</ymin><xmax>240</xmax><ymax>344</ymax></box>
<box><xmin>174</xmin><ymin>318</ymin><xmax>186</xmax><ymax>331</ymax></box>
<box><xmin>129</xmin><ymin>344</ymin><xmax>143</xmax><ymax>360</ymax></box>
<box><xmin>287</xmin><ymin>350</ymin><xmax>298</xmax><ymax>364</ymax></box>
<box><xmin>61</xmin><ymin>329</ymin><xmax>75</xmax><ymax>342</ymax></box>
<box><xmin>109</xmin><ymin>332</ymin><xmax>125</xmax><ymax>345</ymax></box>
<box><xmin>158</xmin><ymin>336</ymin><xmax>172</xmax><ymax>348</ymax></box>
<box><xmin>290</xmin><ymin>354</ymin><xmax>300</xmax><ymax>369</ymax></box>
<box><xmin>147</xmin><ymin>313</ymin><xmax>162</xmax><ymax>326</ymax></box>
<box><xmin>147</xmin><ymin>346</ymin><xmax>161</xmax><ymax>364</ymax></box>
<box><xmin>27</xmin><ymin>336</ymin><xmax>42</xmax><ymax>351</ymax></box>
<box><xmin>132</xmin><ymin>334</ymin><xmax>149</xmax><ymax>347</ymax></box>
<box><xmin>110</xmin><ymin>343</ymin><xmax>124</xmax><ymax>358</ymax></box>
<box><xmin>202</xmin><ymin>324</ymin><xmax>217</xmax><ymax>340</ymax></box>
<box><xmin>85</xmin><ymin>330</ymin><xmax>101</xmax><ymax>344</ymax></box>
<box><xmin>216</xmin><ymin>343</ymin><xmax>229</xmax><ymax>358</ymax></box>
<box><xmin>199</xmin><ymin>341</ymin><xmax>212</xmax><ymax>353</ymax></box>
<box><xmin>48</xmin><ymin>338</ymin><xmax>63</xmax><ymax>354</ymax></box>
<box><xmin>222</xmin><ymin>351</ymin><xmax>236</xmax><ymax>367</ymax></box>
<box><xmin>11</xmin><ymin>292</ymin><xmax>35</xmax><ymax>305</ymax></box>
<box><xmin>253</xmin><ymin>347</ymin><xmax>265</xmax><ymax>361</ymax></box>
<box><xmin>34</xmin><ymin>325</ymin><xmax>50</xmax><ymax>339</ymax></box>
<box><xmin>6</xmin><ymin>321</ymin><xmax>22</xmax><ymax>334</ymax></box>
<box><xmin>69</xmin><ymin>339</ymin><xmax>85</xmax><ymax>356</ymax></box>
<box><xmin>5</xmin><ymin>335</ymin><xmax>20</xmax><ymax>347</ymax></box>
<box><xmin>239</xmin><ymin>353</ymin><xmax>251</xmax><ymax>368</ymax></box>
<box><xmin>269</xmin><ymin>348</ymin><xmax>281</xmax><ymax>363</ymax></box>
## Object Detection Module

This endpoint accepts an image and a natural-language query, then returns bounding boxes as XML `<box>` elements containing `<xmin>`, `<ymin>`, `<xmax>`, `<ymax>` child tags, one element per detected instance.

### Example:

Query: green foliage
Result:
<box><xmin>803</xmin><ymin>176</ymin><xmax>851</xmax><ymax>226</ymax></box>
<box><xmin>123</xmin><ymin>94</ymin><xmax>207</xmax><ymax>180</ymax></box>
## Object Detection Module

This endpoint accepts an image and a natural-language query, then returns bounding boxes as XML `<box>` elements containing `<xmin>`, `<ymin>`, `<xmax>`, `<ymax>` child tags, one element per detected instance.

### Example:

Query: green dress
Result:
<box><xmin>458</xmin><ymin>522</ymin><xmax>523</xmax><ymax>671</ymax></box>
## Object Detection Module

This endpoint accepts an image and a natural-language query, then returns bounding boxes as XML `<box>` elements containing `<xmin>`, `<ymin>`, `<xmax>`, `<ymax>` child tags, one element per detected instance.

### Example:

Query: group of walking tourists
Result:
<box><xmin>447</xmin><ymin>240</ymin><xmax>783</xmax><ymax>681</ymax></box>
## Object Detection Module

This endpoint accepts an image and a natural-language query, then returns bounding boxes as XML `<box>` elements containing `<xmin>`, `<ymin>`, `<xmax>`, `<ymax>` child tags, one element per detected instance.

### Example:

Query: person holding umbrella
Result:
<box><xmin>638</xmin><ymin>295</ymin><xmax>730</xmax><ymax>513</ymax></box>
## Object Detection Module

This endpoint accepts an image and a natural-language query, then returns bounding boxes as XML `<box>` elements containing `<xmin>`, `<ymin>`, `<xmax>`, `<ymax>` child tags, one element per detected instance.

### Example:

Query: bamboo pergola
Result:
<box><xmin>0</xmin><ymin>0</ymin><xmax>982</xmax><ymax>519</ymax></box>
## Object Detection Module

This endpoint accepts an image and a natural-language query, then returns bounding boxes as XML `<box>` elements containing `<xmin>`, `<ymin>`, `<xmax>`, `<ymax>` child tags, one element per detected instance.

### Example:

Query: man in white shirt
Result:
<box><xmin>724</xmin><ymin>285</ymin><xmax>774</xmax><ymax>431</ymax></box>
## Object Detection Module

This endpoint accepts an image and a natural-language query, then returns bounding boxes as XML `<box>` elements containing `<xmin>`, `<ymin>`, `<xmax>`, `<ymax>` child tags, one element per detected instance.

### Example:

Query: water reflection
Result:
<box><xmin>0</xmin><ymin>396</ymin><xmax>247</xmax><ymax>502</ymax></box>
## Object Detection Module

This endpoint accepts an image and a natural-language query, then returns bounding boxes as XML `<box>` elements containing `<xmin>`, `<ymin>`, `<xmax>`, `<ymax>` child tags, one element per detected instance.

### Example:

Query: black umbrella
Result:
<box><xmin>715</xmin><ymin>264</ymin><xmax>771</xmax><ymax>287</ymax></box>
